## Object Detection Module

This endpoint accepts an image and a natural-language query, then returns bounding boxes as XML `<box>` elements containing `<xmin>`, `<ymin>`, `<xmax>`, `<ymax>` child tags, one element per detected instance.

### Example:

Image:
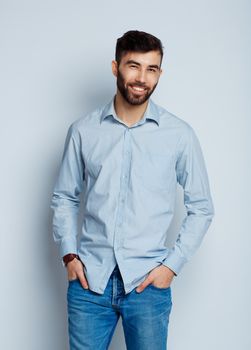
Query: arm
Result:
<box><xmin>162</xmin><ymin>125</ymin><xmax>215</xmax><ymax>275</ymax></box>
<box><xmin>50</xmin><ymin>123</ymin><xmax>85</xmax><ymax>259</ymax></box>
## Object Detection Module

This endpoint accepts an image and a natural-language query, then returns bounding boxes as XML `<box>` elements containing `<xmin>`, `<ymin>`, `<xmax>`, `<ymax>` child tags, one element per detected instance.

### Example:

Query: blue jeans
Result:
<box><xmin>67</xmin><ymin>264</ymin><xmax>172</xmax><ymax>349</ymax></box>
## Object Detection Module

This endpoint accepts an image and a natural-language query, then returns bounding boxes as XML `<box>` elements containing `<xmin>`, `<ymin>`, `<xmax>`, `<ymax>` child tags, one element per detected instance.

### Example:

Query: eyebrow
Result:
<box><xmin>125</xmin><ymin>60</ymin><xmax>160</xmax><ymax>70</ymax></box>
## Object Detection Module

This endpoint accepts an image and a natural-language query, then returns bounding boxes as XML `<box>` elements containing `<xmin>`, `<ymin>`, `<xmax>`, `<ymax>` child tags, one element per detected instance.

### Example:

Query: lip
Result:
<box><xmin>129</xmin><ymin>85</ymin><xmax>147</xmax><ymax>95</ymax></box>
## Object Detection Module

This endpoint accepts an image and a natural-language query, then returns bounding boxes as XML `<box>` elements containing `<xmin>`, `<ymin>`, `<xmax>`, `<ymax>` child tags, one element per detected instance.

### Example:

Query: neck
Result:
<box><xmin>114</xmin><ymin>91</ymin><xmax>149</xmax><ymax>126</ymax></box>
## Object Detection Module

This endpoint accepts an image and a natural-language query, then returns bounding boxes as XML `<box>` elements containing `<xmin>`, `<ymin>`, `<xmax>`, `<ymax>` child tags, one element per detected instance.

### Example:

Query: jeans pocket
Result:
<box><xmin>148</xmin><ymin>283</ymin><xmax>171</xmax><ymax>290</ymax></box>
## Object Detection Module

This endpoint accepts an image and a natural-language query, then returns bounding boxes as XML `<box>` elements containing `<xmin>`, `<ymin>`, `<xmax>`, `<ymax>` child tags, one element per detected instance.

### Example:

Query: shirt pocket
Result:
<box><xmin>133</xmin><ymin>151</ymin><xmax>174</xmax><ymax>192</ymax></box>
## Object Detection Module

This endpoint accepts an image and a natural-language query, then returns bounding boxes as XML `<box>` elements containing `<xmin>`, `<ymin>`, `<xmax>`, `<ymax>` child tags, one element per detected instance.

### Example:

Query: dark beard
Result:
<box><xmin>116</xmin><ymin>69</ymin><xmax>158</xmax><ymax>105</ymax></box>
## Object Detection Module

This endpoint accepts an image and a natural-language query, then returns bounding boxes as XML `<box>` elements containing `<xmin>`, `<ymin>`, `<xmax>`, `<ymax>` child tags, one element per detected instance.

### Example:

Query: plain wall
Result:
<box><xmin>1</xmin><ymin>0</ymin><xmax>250</xmax><ymax>349</ymax></box>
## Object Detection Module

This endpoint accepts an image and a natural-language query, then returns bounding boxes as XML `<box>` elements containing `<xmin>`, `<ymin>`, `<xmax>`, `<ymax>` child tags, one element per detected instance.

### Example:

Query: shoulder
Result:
<box><xmin>72</xmin><ymin>105</ymin><xmax>104</xmax><ymax>130</ymax></box>
<box><xmin>66</xmin><ymin>102</ymin><xmax>107</xmax><ymax>138</ymax></box>
<box><xmin>154</xmin><ymin>100</ymin><xmax>195</xmax><ymax>138</ymax></box>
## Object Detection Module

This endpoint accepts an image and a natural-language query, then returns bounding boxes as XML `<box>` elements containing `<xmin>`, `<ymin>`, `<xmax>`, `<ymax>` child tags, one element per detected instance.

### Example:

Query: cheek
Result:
<box><xmin>148</xmin><ymin>76</ymin><xmax>159</xmax><ymax>88</ymax></box>
<box><xmin>120</xmin><ymin>68</ymin><xmax>138</xmax><ymax>83</ymax></box>
<box><xmin>126</xmin><ymin>73</ymin><xmax>139</xmax><ymax>84</ymax></box>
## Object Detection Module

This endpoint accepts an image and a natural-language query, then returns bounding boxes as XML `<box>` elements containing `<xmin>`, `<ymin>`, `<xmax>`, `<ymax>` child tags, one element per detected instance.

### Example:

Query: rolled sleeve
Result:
<box><xmin>162</xmin><ymin>125</ymin><xmax>215</xmax><ymax>275</ymax></box>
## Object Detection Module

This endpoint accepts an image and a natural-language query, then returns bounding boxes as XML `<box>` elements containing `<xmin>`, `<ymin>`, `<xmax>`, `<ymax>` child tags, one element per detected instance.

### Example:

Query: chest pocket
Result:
<box><xmin>133</xmin><ymin>151</ymin><xmax>175</xmax><ymax>192</ymax></box>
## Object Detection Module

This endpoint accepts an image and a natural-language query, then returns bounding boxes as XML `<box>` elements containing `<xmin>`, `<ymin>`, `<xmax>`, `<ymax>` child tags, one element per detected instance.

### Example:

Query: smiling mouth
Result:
<box><xmin>129</xmin><ymin>85</ymin><xmax>147</xmax><ymax>94</ymax></box>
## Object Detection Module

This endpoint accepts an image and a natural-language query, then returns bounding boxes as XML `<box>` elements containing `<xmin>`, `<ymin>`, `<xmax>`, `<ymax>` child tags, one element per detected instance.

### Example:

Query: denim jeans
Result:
<box><xmin>67</xmin><ymin>264</ymin><xmax>172</xmax><ymax>349</ymax></box>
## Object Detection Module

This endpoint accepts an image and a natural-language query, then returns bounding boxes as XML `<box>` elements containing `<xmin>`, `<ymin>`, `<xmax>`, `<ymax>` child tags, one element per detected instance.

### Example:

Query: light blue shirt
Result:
<box><xmin>50</xmin><ymin>97</ymin><xmax>214</xmax><ymax>294</ymax></box>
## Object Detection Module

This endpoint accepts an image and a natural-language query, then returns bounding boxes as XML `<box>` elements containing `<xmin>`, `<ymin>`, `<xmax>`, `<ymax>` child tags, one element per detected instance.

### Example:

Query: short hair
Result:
<box><xmin>115</xmin><ymin>30</ymin><xmax>164</xmax><ymax>65</ymax></box>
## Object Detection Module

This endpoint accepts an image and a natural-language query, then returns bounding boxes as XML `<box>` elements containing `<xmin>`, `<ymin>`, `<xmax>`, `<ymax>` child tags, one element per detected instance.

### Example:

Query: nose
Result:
<box><xmin>135</xmin><ymin>69</ymin><xmax>146</xmax><ymax>84</ymax></box>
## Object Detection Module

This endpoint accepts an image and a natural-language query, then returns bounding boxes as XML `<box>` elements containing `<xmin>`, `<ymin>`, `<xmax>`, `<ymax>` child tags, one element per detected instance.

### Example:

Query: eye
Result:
<box><xmin>148</xmin><ymin>68</ymin><xmax>157</xmax><ymax>73</ymax></box>
<box><xmin>129</xmin><ymin>64</ymin><xmax>138</xmax><ymax>69</ymax></box>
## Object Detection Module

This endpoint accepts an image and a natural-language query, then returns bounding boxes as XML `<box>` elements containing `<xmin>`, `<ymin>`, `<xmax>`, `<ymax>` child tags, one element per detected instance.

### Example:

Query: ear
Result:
<box><xmin>111</xmin><ymin>60</ymin><xmax>118</xmax><ymax>77</ymax></box>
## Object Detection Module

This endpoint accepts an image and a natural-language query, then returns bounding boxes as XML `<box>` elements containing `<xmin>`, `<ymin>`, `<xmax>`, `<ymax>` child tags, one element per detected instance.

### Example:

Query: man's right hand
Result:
<box><xmin>67</xmin><ymin>258</ymin><xmax>89</xmax><ymax>289</ymax></box>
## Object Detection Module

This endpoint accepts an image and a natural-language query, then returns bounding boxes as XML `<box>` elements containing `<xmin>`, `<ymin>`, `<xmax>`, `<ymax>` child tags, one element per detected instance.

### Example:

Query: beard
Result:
<box><xmin>116</xmin><ymin>69</ymin><xmax>158</xmax><ymax>106</ymax></box>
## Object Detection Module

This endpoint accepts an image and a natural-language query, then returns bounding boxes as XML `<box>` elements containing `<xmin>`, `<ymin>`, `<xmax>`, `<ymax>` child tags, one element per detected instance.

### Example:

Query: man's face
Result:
<box><xmin>112</xmin><ymin>50</ymin><xmax>162</xmax><ymax>105</ymax></box>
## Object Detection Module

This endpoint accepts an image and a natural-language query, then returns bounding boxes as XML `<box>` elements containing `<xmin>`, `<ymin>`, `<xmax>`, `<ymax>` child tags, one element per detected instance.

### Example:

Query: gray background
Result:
<box><xmin>1</xmin><ymin>0</ymin><xmax>250</xmax><ymax>349</ymax></box>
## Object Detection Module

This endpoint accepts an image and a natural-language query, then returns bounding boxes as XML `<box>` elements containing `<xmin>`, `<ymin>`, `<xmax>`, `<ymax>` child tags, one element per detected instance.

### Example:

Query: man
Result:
<box><xmin>50</xmin><ymin>30</ymin><xmax>214</xmax><ymax>350</ymax></box>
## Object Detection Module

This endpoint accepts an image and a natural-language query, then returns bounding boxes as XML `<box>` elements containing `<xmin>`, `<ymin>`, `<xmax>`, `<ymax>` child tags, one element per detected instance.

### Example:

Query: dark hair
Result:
<box><xmin>115</xmin><ymin>30</ymin><xmax>164</xmax><ymax>65</ymax></box>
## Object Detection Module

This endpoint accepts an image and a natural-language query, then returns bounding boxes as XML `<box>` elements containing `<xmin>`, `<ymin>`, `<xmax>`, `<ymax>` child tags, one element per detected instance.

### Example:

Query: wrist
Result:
<box><xmin>63</xmin><ymin>253</ymin><xmax>80</xmax><ymax>267</ymax></box>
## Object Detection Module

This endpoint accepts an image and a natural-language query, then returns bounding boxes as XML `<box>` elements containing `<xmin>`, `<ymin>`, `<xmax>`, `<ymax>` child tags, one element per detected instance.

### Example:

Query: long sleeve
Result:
<box><xmin>162</xmin><ymin>125</ymin><xmax>215</xmax><ymax>275</ymax></box>
<box><xmin>50</xmin><ymin>123</ymin><xmax>85</xmax><ymax>258</ymax></box>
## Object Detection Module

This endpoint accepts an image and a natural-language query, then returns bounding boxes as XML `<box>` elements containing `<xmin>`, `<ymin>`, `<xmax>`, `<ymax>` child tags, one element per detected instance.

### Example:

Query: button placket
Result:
<box><xmin>113</xmin><ymin>128</ymin><xmax>131</xmax><ymax>254</ymax></box>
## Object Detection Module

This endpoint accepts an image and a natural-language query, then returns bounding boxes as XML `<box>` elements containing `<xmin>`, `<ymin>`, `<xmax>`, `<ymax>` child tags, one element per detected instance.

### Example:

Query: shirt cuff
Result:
<box><xmin>59</xmin><ymin>237</ymin><xmax>78</xmax><ymax>258</ymax></box>
<box><xmin>162</xmin><ymin>249</ymin><xmax>188</xmax><ymax>276</ymax></box>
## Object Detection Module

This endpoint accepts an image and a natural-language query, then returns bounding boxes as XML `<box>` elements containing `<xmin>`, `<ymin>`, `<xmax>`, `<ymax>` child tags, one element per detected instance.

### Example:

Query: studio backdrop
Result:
<box><xmin>0</xmin><ymin>0</ymin><xmax>250</xmax><ymax>349</ymax></box>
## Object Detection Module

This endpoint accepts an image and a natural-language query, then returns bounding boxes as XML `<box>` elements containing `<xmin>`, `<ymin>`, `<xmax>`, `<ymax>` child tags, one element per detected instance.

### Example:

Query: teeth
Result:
<box><xmin>131</xmin><ymin>86</ymin><xmax>145</xmax><ymax>91</ymax></box>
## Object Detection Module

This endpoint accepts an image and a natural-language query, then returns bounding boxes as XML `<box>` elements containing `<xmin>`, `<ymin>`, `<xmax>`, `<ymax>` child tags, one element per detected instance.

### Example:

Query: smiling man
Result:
<box><xmin>51</xmin><ymin>30</ymin><xmax>214</xmax><ymax>350</ymax></box>
<box><xmin>115</xmin><ymin>52</ymin><xmax>160</xmax><ymax>105</ymax></box>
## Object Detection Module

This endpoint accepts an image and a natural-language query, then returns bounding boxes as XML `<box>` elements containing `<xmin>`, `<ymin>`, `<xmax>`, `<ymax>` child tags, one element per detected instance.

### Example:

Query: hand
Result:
<box><xmin>136</xmin><ymin>264</ymin><xmax>175</xmax><ymax>293</ymax></box>
<box><xmin>67</xmin><ymin>258</ymin><xmax>89</xmax><ymax>289</ymax></box>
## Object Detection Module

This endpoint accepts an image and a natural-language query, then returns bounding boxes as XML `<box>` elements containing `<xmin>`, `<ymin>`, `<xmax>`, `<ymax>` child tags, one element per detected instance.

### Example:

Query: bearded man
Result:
<box><xmin>51</xmin><ymin>30</ymin><xmax>214</xmax><ymax>350</ymax></box>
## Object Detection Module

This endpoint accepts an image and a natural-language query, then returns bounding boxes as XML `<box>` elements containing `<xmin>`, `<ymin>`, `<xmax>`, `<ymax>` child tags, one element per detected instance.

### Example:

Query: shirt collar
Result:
<box><xmin>100</xmin><ymin>96</ymin><xmax>160</xmax><ymax>126</ymax></box>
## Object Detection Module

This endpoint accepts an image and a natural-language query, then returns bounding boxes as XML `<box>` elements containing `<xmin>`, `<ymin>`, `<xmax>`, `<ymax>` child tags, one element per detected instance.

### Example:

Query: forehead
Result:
<box><xmin>120</xmin><ymin>50</ymin><xmax>162</xmax><ymax>66</ymax></box>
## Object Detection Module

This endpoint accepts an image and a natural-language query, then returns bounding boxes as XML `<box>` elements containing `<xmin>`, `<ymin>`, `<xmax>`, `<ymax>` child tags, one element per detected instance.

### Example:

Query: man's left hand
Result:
<box><xmin>136</xmin><ymin>264</ymin><xmax>175</xmax><ymax>293</ymax></box>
